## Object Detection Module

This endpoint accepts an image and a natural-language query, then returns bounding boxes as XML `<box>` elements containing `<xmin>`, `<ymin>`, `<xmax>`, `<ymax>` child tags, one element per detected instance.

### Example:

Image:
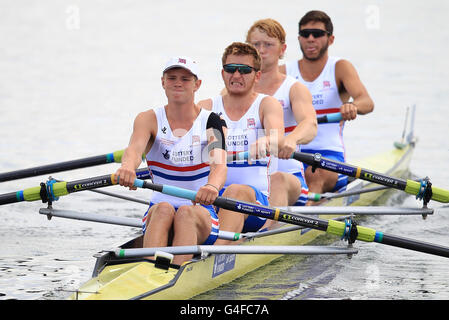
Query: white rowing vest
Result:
<box><xmin>285</xmin><ymin>56</ymin><xmax>345</xmax><ymax>153</ymax></box>
<box><xmin>145</xmin><ymin>106</ymin><xmax>211</xmax><ymax>206</ymax></box>
<box><xmin>211</xmin><ymin>94</ymin><xmax>271</xmax><ymax>195</ymax></box>
<box><xmin>272</xmin><ymin>75</ymin><xmax>305</xmax><ymax>175</ymax></box>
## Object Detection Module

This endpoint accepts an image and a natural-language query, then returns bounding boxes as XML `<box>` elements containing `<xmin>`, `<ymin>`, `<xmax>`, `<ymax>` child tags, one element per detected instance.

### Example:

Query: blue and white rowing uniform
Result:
<box><xmin>143</xmin><ymin>106</ymin><xmax>219</xmax><ymax>245</ymax></box>
<box><xmin>285</xmin><ymin>56</ymin><xmax>348</xmax><ymax>192</ymax></box>
<box><xmin>211</xmin><ymin>94</ymin><xmax>271</xmax><ymax>232</ymax></box>
<box><xmin>272</xmin><ymin>75</ymin><xmax>309</xmax><ymax>205</ymax></box>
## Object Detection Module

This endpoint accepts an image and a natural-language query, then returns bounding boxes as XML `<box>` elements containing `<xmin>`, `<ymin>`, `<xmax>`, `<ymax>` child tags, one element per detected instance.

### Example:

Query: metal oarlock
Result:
<box><xmin>416</xmin><ymin>177</ymin><xmax>432</xmax><ymax>219</ymax></box>
<box><xmin>345</xmin><ymin>213</ymin><xmax>356</xmax><ymax>259</ymax></box>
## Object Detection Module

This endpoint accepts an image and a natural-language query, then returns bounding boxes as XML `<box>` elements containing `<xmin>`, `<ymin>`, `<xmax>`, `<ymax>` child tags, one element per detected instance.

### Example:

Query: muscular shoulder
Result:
<box><xmin>260</xmin><ymin>95</ymin><xmax>283</xmax><ymax>119</ymax></box>
<box><xmin>136</xmin><ymin>108</ymin><xmax>156</xmax><ymax>122</ymax></box>
<box><xmin>289</xmin><ymin>80</ymin><xmax>311</xmax><ymax>99</ymax></box>
<box><xmin>335</xmin><ymin>59</ymin><xmax>359</xmax><ymax>79</ymax></box>
<box><xmin>134</xmin><ymin>108</ymin><xmax>157</xmax><ymax>134</ymax></box>
<box><xmin>198</xmin><ymin>98</ymin><xmax>213</xmax><ymax>110</ymax></box>
<box><xmin>261</xmin><ymin>95</ymin><xmax>282</xmax><ymax>109</ymax></box>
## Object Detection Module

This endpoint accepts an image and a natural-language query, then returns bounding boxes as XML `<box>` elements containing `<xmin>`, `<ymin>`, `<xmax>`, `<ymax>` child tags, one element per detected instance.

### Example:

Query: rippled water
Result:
<box><xmin>194</xmin><ymin>193</ymin><xmax>449</xmax><ymax>300</ymax></box>
<box><xmin>1</xmin><ymin>0</ymin><xmax>448</xmax><ymax>300</ymax></box>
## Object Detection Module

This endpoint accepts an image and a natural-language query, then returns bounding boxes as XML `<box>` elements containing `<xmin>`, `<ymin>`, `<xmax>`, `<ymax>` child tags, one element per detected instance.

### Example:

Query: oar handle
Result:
<box><xmin>317</xmin><ymin>112</ymin><xmax>342</xmax><ymax>124</ymax></box>
<box><xmin>133</xmin><ymin>179</ymin><xmax>196</xmax><ymax>201</ymax></box>
<box><xmin>132</xmin><ymin>178</ymin><xmax>330</xmax><ymax>231</ymax></box>
<box><xmin>226</xmin><ymin>151</ymin><xmax>249</xmax><ymax>162</ymax></box>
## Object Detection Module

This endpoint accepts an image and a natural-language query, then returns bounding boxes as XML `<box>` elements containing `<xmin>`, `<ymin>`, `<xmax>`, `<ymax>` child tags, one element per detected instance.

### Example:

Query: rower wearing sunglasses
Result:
<box><xmin>245</xmin><ymin>18</ymin><xmax>317</xmax><ymax>215</ymax></box>
<box><xmin>199</xmin><ymin>42</ymin><xmax>285</xmax><ymax>244</ymax></box>
<box><xmin>280</xmin><ymin>10</ymin><xmax>374</xmax><ymax>198</ymax></box>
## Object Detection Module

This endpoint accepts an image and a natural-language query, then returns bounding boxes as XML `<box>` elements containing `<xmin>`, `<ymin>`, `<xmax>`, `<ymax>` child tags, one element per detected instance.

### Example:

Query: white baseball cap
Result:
<box><xmin>163</xmin><ymin>56</ymin><xmax>199</xmax><ymax>78</ymax></box>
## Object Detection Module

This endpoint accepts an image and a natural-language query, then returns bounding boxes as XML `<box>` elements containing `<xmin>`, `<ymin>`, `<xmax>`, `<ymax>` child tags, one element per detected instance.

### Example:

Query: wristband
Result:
<box><xmin>205</xmin><ymin>183</ymin><xmax>220</xmax><ymax>192</ymax></box>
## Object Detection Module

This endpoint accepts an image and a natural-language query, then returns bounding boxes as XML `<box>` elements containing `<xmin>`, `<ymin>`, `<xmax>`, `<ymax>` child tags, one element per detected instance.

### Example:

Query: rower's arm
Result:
<box><xmin>288</xmin><ymin>82</ymin><xmax>317</xmax><ymax>145</ymax></box>
<box><xmin>205</xmin><ymin>112</ymin><xmax>227</xmax><ymax>191</ymax></box>
<box><xmin>277</xmin><ymin>83</ymin><xmax>317</xmax><ymax>159</ymax></box>
<box><xmin>116</xmin><ymin>110</ymin><xmax>156</xmax><ymax>188</ymax></box>
<box><xmin>260</xmin><ymin>96</ymin><xmax>285</xmax><ymax>156</ymax></box>
<box><xmin>194</xmin><ymin>112</ymin><xmax>227</xmax><ymax>205</ymax></box>
<box><xmin>336</xmin><ymin>59</ymin><xmax>374</xmax><ymax>115</ymax></box>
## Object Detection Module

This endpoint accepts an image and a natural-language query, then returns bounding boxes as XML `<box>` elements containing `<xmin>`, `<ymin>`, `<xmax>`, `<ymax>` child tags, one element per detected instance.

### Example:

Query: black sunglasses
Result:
<box><xmin>223</xmin><ymin>64</ymin><xmax>256</xmax><ymax>74</ymax></box>
<box><xmin>299</xmin><ymin>29</ymin><xmax>330</xmax><ymax>38</ymax></box>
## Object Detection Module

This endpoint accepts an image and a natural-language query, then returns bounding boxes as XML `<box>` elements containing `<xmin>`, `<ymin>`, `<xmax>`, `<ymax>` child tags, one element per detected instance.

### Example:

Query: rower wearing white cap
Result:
<box><xmin>115</xmin><ymin>56</ymin><xmax>227</xmax><ymax>265</ymax></box>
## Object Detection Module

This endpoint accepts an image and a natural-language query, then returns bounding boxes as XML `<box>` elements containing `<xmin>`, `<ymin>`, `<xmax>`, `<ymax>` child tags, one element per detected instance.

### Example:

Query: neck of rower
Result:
<box><xmin>223</xmin><ymin>91</ymin><xmax>259</xmax><ymax>121</ymax></box>
<box><xmin>299</xmin><ymin>53</ymin><xmax>329</xmax><ymax>81</ymax></box>
<box><xmin>255</xmin><ymin>61</ymin><xmax>285</xmax><ymax>96</ymax></box>
<box><xmin>165</xmin><ymin>102</ymin><xmax>200</xmax><ymax>136</ymax></box>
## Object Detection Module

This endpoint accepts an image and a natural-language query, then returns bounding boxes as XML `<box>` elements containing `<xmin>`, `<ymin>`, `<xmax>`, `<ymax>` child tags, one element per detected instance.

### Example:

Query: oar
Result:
<box><xmin>227</xmin><ymin>113</ymin><xmax>341</xmax><ymax>163</ymax></box>
<box><xmin>225</xmin><ymin>150</ymin><xmax>448</xmax><ymax>204</ymax></box>
<box><xmin>317</xmin><ymin>112</ymin><xmax>342</xmax><ymax>124</ymax></box>
<box><xmin>0</xmin><ymin>168</ymin><xmax>151</xmax><ymax>205</ymax></box>
<box><xmin>124</xmin><ymin>178</ymin><xmax>449</xmax><ymax>258</ymax></box>
<box><xmin>4</xmin><ymin>171</ymin><xmax>447</xmax><ymax>257</ymax></box>
<box><xmin>39</xmin><ymin>207</ymin><xmax>305</xmax><ymax>242</ymax></box>
<box><xmin>0</xmin><ymin>149</ymin><xmax>129</xmax><ymax>182</ymax></box>
<box><xmin>306</xmin><ymin>185</ymin><xmax>390</xmax><ymax>201</ymax></box>
<box><xmin>290</xmin><ymin>151</ymin><xmax>449</xmax><ymax>204</ymax></box>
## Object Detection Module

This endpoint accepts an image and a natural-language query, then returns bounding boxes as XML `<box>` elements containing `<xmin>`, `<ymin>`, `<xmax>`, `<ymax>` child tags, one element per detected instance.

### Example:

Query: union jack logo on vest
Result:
<box><xmin>323</xmin><ymin>80</ymin><xmax>331</xmax><ymax>89</ymax></box>
<box><xmin>247</xmin><ymin>118</ymin><xmax>256</xmax><ymax>128</ymax></box>
<box><xmin>192</xmin><ymin>135</ymin><xmax>200</xmax><ymax>146</ymax></box>
<box><xmin>178</xmin><ymin>58</ymin><xmax>186</xmax><ymax>64</ymax></box>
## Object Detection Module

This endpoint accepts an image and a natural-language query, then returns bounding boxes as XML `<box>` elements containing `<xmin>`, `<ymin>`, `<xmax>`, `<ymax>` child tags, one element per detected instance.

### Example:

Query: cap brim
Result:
<box><xmin>163</xmin><ymin>65</ymin><xmax>197</xmax><ymax>77</ymax></box>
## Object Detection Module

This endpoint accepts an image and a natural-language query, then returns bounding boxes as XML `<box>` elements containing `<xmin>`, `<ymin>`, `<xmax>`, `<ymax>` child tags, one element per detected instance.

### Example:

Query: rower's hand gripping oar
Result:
<box><xmin>0</xmin><ymin>153</ymin><xmax>241</xmax><ymax>206</ymax></box>
<box><xmin>125</xmin><ymin>177</ymin><xmax>449</xmax><ymax>258</ymax></box>
<box><xmin>290</xmin><ymin>152</ymin><xmax>449</xmax><ymax>205</ymax></box>
<box><xmin>226</xmin><ymin>114</ymin><xmax>342</xmax><ymax>162</ymax></box>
